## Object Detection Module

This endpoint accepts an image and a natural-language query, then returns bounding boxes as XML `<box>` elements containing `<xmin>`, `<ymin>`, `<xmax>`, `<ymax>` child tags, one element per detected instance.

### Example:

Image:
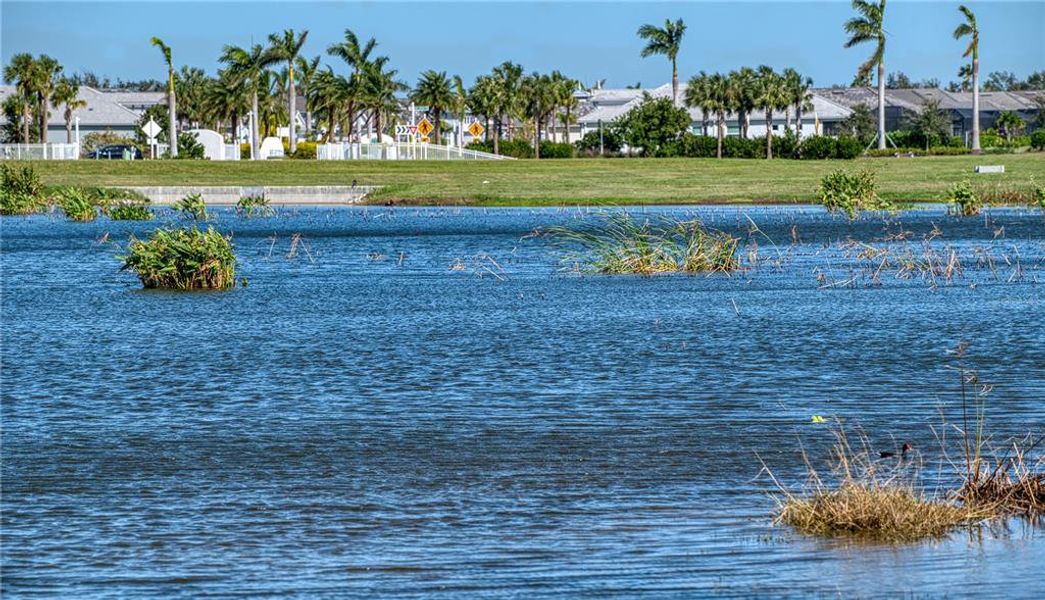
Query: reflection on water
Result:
<box><xmin>2</xmin><ymin>205</ymin><xmax>1044</xmax><ymax>596</ymax></box>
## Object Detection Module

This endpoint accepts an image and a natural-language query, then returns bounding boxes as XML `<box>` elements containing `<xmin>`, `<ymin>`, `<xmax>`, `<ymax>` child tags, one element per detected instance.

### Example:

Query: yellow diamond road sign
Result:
<box><xmin>416</xmin><ymin>117</ymin><xmax>433</xmax><ymax>137</ymax></box>
<box><xmin>467</xmin><ymin>121</ymin><xmax>484</xmax><ymax>138</ymax></box>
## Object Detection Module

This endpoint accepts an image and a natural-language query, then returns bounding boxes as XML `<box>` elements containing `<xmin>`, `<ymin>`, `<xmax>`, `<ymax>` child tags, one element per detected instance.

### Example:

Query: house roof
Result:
<box><xmin>0</xmin><ymin>85</ymin><xmax>163</xmax><ymax>128</ymax></box>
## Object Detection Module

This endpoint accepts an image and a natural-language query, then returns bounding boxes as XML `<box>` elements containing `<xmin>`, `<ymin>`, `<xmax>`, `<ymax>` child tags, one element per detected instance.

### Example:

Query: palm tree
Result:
<box><xmin>844</xmin><ymin>0</ymin><xmax>888</xmax><ymax>149</ymax></box>
<box><xmin>957</xmin><ymin>64</ymin><xmax>973</xmax><ymax>92</ymax></box>
<box><xmin>954</xmin><ymin>5</ymin><xmax>980</xmax><ymax>153</ymax></box>
<box><xmin>220</xmin><ymin>43</ymin><xmax>280</xmax><ymax>159</ymax></box>
<box><xmin>467</xmin><ymin>75</ymin><xmax>498</xmax><ymax>142</ymax></box>
<box><xmin>202</xmin><ymin>70</ymin><xmax>249</xmax><ymax>142</ymax></box>
<box><xmin>411</xmin><ymin>70</ymin><xmax>454</xmax><ymax>144</ymax></box>
<box><xmin>3</xmin><ymin>53</ymin><xmax>37</xmax><ymax>142</ymax></box>
<box><xmin>731</xmin><ymin>67</ymin><xmax>758</xmax><ymax>139</ymax></box>
<box><xmin>782</xmin><ymin>68</ymin><xmax>814</xmax><ymax>144</ymax></box>
<box><xmin>637</xmin><ymin>18</ymin><xmax>686</xmax><ymax>105</ymax></box>
<box><xmin>309</xmin><ymin>67</ymin><xmax>343</xmax><ymax>142</ymax></box>
<box><xmin>452</xmin><ymin>75</ymin><xmax>468</xmax><ymax>146</ymax></box>
<box><xmin>176</xmin><ymin>66</ymin><xmax>209</xmax><ymax>128</ymax></box>
<box><xmin>683</xmin><ymin>72</ymin><xmax>712</xmax><ymax>136</ymax></box>
<box><xmin>521</xmin><ymin>72</ymin><xmax>555</xmax><ymax>159</ymax></box>
<box><xmin>52</xmin><ymin>78</ymin><xmax>86</xmax><ymax>143</ymax></box>
<box><xmin>555</xmin><ymin>75</ymin><xmax>580</xmax><ymax>143</ymax></box>
<box><xmin>268</xmin><ymin>29</ymin><xmax>309</xmax><ymax>153</ymax></box>
<box><xmin>327</xmin><ymin>30</ymin><xmax>380</xmax><ymax>142</ymax></box>
<box><xmin>363</xmin><ymin>58</ymin><xmax>405</xmax><ymax>142</ymax></box>
<box><xmin>295</xmin><ymin>55</ymin><xmax>320</xmax><ymax>139</ymax></box>
<box><xmin>755</xmin><ymin>66</ymin><xmax>789</xmax><ymax>159</ymax></box>
<box><xmin>150</xmin><ymin>37</ymin><xmax>178</xmax><ymax>156</ymax></box>
<box><xmin>33</xmin><ymin>55</ymin><xmax>62</xmax><ymax>145</ymax></box>
<box><xmin>492</xmin><ymin>61</ymin><xmax>523</xmax><ymax>153</ymax></box>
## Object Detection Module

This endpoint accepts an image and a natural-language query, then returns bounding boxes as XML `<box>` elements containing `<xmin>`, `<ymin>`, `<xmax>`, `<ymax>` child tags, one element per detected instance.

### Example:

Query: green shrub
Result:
<box><xmin>950</xmin><ymin>180</ymin><xmax>981</xmax><ymax>216</ymax></box>
<box><xmin>107</xmin><ymin>202</ymin><xmax>154</xmax><ymax>221</ymax></box>
<box><xmin>236</xmin><ymin>193</ymin><xmax>274</xmax><ymax>217</ymax></box>
<box><xmin>818</xmin><ymin>169</ymin><xmax>887</xmax><ymax>218</ymax></box>
<box><xmin>122</xmin><ymin>226</ymin><xmax>237</xmax><ymax>290</ymax></box>
<box><xmin>664</xmin><ymin>133</ymin><xmax>716</xmax><ymax>158</ymax></box>
<box><xmin>174</xmin><ymin>193</ymin><xmax>208</xmax><ymax>220</ymax></box>
<box><xmin>928</xmin><ymin>146</ymin><xmax>972</xmax><ymax>156</ymax></box>
<box><xmin>1</xmin><ymin>163</ymin><xmax>42</xmax><ymax>198</ymax></box>
<box><xmin>167</xmin><ymin>132</ymin><xmax>206</xmax><ymax>160</ymax></box>
<box><xmin>723</xmin><ymin>136</ymin><xmax>762</xmax><ymax>159</ymax></box>
<box><xmin>0</xmin><ymin>163</ymin><xmax>44</xmax><ymax>215</ymax></box>
<box><xmin>288</xmin><ymin>141</ymin><xmax>317</xmax><ymax>159</ymax></box>
<box><xmin>799</xmin><ymin>136</ymin><xmax>835</xmax><ymax>160</ymax></box>
<box><xmin>537</xmin><ymin>141</ymin><xmax>574</xmax><ymax>159</ymax></box>
<box><xmin>575</xmin><ymin>129</ymin><xmax>623</xmax><ymax>154</ymax></box>
<box><xmin>1034</xmin><ymin>183</ymin><xmax>1045</xmax><ymax>209</ymax></box>
<box><xmin>56</xmin><ymin>187</ymin><xmax>97</xmax><ymax>222</ymax></box>
<box><xmin>468</xmin><ymin>139</ymin><xmax>535</xmax><ymax>159</ymax></box>
<box><xmin>835</xmin><ymin>135</ymin><xmax>864</xmax><ymax>159</ymax></box>
<box><xmin>1030</xmin><ymin>130</ymin><xmax>1045</xmax><ymax>151</ymax></box>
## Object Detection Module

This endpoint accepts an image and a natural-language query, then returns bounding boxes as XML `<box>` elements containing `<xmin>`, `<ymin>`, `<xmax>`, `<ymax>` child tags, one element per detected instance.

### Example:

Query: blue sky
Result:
<box><xmin>3</xmin><ymin>1</ymin><xmax>1043</xmax><ymax>88</ymax></box>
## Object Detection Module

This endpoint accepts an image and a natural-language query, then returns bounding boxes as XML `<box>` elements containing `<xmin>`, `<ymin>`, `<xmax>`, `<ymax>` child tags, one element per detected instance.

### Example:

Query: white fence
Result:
<box><xmin>317</xmin><ymin>142</ymin><xmax>511</xmax><ymax>161</ymax></box>
<box><xmin>0</xmin><ymin>143</ymin><xmax>80</xmax><ymax>160</ymax></box>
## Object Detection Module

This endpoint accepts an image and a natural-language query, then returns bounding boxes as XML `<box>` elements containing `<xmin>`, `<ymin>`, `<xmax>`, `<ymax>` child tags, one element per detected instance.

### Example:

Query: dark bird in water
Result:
<box><xmin>880</xmin><ymin>442</ymin><xmax>913</xmax><ymax>459</ymax></box>
<box><xmin>351</xmin><ymin>179</ymin><xmax>358</xmax><ymax>189</ymax></box>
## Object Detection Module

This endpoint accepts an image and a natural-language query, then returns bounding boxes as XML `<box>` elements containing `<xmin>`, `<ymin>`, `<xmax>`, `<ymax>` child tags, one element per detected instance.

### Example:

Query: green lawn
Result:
<box><xmin>19</xmin><ymin>154</ymin><xmax>1045</xmax><ymax>205</ymax></box>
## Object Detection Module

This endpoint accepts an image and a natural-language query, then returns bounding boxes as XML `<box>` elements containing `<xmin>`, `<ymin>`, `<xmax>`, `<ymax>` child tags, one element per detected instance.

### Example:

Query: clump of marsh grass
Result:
<box><xmin>768</xmin><ymin>428</ymin><xmax>986</xmax><ymax>543</ymax></box>
<box><xmin>56</xmin><ymin>187</ymin><xmax>98</xmax><ymax>222</ymax></box>
<box><xmin>107</xmin><ymin>201</ymin><xmax>154</xmax><ymax>221</ymax></box>
<box><xmin>949</xmin><ymin>180</ymin><xmax>982</xmax><ymax>216</ymax></box>
<box><xmin>121</xmin><ymin>226</ymin><xmax>237</xmax><ymax>290</ymax></box>
<box><xmin>236</xmin><ymin>193</ymin><xmax>274</xmax><ymax>217</ymax></box>
<box><xmin>547</xmin><ymin>213</ymin><xmax>740</xmax><ymax>275</ymax></box>
<box><xmin>768</xmin><ymin>345</ymin><xmax>1044</xmax><ymax>543</ymax></box>
<box><xmin>0</xmin><ymin>163</ymin><xmax>44</xmax><ymax>215</ymax></box>
<box><xmin>174</xmin><ymin>193</ymin><xmax>208</xmax><ymax>220</ymax></box>
<box><xmin>818</xmin><ymin>168</ymin><xmax>893</xmax><ymax>219</ymax></box>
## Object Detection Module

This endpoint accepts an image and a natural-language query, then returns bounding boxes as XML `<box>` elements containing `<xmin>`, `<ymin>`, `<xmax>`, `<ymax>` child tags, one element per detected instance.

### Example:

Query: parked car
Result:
<box><xmin>89</xmin><ymin>145</ymin><xmax>142</xmax><ymax>160</ymax></box>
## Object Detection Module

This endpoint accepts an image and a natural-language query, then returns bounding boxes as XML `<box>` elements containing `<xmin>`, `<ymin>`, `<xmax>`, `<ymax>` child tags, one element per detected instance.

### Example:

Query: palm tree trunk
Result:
<box><xmin>251</xmin><ymin>91</ymin><xmax>260</xmax><ymax>159</ymax></box>
<box><xmin>795</xmin><ymin>104</ymin><xmax>803</xmax><ymax>145</ymax></box>
<box><xmin>716</xmin><ymin>112</ymin><xmax>724</xmax><ymax>159</ymax></box>
<box><xmin>434</xmin><ymin>109</ymin><xmax>441</xmax><ymax>145</ymax></box>
<box><xmin>877</xmin><ymin>61</ymin><xmax>886</xmax><ymax>150</ymax></box>
<box><xmin>288</xmin><ymin>65</ymin><xmax>297</xmax><ymax>154</ymax></box>
<box><xmin>21</xmin><ymin>101</ymin><xmax>31</xmax><ymax>143</ymax></box>
<box><xmin>671</xmin><ymin>58</ymin><xmax>678</xmax><ymax>106</ymax></box>
<box><xmin>702</xmin><ymin>114</ymin><xmax>708</xmax><ymax>137</ymax></box>
<box><xmin>766</xmin><ymin>109</ymin><xmax>774</xmax><ymax>159</ymax></box>
<box><xmin>534</xmin><ymin>108</ymin><xmax>541</xmax><ymax>159</ymax></box>
<box><xmin>65</xmin><ymin>115</ymin><xmax>72</xmax><ymax>143</ymax></box>
<box><xmin>971</xmin><ymin>58</ymin><xmax>980</xmax><ymax>154</ymax></box>
<box><xmin>39</xmin><ymin>97</ymin><xmax>49</xmax><ymax>144</ymax></box>
<box><xmin>494</xmin><ymin>116</ymin><xmax>501</xmax><ymax>154</ymax></box>
<box><xmin>231</xmin><ymin>110</ymin><xmax>238</xmax><ymax>144</ymax></box>
<box><xmin>565</xmin><ymin>106</ymin><xmax>572</xmax><ymax>143</ymax></box>
<box><xmin>168</xmin><ymin>86</ymin><xmax>179</xmax><ymax>157</ymax></box>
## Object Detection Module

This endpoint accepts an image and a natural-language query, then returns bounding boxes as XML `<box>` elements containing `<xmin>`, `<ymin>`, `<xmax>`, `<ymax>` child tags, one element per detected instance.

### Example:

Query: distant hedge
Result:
<box><xmin>655</xmin><ymin>133</ymin><xmax>863</xmax><ymax>159</ymax></box>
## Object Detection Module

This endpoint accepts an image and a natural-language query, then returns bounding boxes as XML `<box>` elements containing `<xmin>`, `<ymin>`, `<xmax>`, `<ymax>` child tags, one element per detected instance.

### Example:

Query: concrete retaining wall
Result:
<box><xmin>127</xmin><ymin>185</ymin><xmax>377</xmax><ymax>205</ymax></box>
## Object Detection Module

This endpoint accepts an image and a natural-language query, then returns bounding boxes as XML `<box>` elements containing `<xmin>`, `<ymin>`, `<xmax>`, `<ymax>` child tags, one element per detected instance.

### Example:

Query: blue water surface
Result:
<box><xmin>2</xmin><ymin>205</ymin><xmax>1044</xmax><ymax>597</ymax></box>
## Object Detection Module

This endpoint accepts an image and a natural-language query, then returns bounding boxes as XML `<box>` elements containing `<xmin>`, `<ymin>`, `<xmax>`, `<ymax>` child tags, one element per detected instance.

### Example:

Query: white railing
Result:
<box><xmin>223</xmin><ymin>144</ymin><xmax>241</xmax><ymax>160</ymax></box>
<box><xmin>0</xmin><ymin>143</ymin><xmax>80</xmax><ymax>160</ymax></box>
<box><xmin>317</xmin><ymin>142</ymin><xmax>512</xmax><ymax>161</ymax></box>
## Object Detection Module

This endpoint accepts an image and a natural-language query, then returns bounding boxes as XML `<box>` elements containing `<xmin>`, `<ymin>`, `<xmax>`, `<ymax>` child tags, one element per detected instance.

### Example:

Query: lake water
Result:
<box><xmin>2</xmin><ymin>205</ymin><xmax>1044</xmax><ymax>597</ymax></box>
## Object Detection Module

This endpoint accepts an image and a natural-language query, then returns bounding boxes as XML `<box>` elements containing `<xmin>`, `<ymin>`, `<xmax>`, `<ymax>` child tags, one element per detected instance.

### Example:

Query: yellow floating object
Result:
<box><xmin>811</xmin><ymin>415</ymin><xmax>827</xmax><ymax>424</ymax></box>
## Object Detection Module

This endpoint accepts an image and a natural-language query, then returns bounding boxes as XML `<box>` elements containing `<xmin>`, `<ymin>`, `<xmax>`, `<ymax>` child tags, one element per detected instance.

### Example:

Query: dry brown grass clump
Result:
<box><xmin>767</xmin><ymin>429</ymin><xmax>988</xmax><ymax>543</ymax></box>
<box><xmin>957</xmin><ymin>443</ymin><xmax>1045</xmax><ymax>517</ymax></box>
<box><xmin>778</xmin><ymin>481</ymin><xmax>981</xmax><ymax>542</ymax></box>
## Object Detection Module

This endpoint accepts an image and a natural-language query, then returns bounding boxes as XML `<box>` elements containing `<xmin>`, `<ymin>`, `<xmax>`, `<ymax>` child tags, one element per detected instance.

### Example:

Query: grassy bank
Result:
<box><xmin>15</xmin><ymin>155</ymin><xmax>1045</xmax><ymax>206</ymax></box>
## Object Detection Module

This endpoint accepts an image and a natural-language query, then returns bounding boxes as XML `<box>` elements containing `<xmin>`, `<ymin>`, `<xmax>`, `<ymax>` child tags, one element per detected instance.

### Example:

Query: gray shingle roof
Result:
<box><xmin>0</xmin><ymin>85</ymin><xmax>163</xmax><ymax>128</ymax></box>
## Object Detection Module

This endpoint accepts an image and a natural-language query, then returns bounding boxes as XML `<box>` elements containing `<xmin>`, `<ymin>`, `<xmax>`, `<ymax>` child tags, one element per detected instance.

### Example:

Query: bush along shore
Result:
<box><xmin>1</xmin><ymin>164</ymin><xmax>153</xmax><ymax>219</ymax></box>
<box><xmin>121</xmin><ymin>226</ymin><xmax>238</xmax><ymax>290</ymax></box>
<box><xmin>767</xmin><ymin>345</ymin><xmax>1044</xmax><ymax>543</ymax></box>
